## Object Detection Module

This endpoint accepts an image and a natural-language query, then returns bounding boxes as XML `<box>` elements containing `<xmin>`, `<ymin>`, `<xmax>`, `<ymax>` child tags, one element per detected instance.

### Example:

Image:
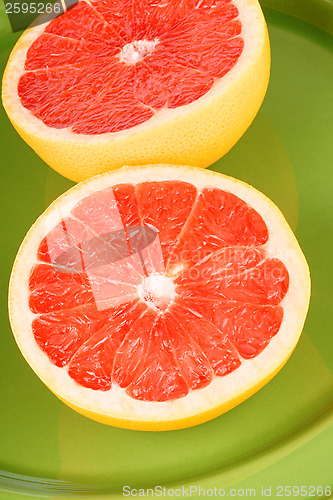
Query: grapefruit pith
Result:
<box><xmin>2</xmin><ymin>0</ymin><xmax>270</xmax><ymax>182</ymax></box>
<box><xmin>9</xmin><ymin>165</ymin><xmax>310</xmax><ymax>430</ymax></box>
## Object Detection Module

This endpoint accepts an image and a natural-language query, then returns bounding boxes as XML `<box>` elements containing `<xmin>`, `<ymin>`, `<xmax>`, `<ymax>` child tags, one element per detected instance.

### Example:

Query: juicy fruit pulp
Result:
<box><xmin>18</xmin><ymin>0</ymin><xmax>244</xmax><ymax>134</ymax></box>
<box><xmin>29</xmin><ymin>180</ymin><xmax>289</xmax><ymax>402</ymax></box>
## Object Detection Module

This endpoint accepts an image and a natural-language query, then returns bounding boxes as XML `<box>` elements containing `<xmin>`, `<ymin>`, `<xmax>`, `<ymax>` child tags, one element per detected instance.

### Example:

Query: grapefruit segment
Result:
<box><xmin>136</xmin><ymin>181</ymin><xmax>197</xmax><ymax>261</ymax></box>
<box><xmin>174</xmin><ymin>246</ymin><xmax>265</xmax><ymax>284</ymax></box>
<box><xmin>9</xmin><ymin>165</ymin><xmax>310</xmax><ymax>430</ymax></box>
<box><xmin>90</xmin><ymin>0</ymin><xmax>133</xmax><ymax>41</ymax></box>
<box><xmin>126</xmin><ymin>316</ymin><xmax>189</xmax><ymax>402</ymax></box>
<box><xmin>72</xmin><ymin>80</ymin><xmax>154</xmax><ymax>135</ymax></box>
<box><xmin>170</xmin><ymin>188</ymin><xmax>269</xmax><ymax>265</ymax></box>
<box><xmin>37</xmin><ymin>218</ymin><xmax>95</xmax><ymax>269</ymax></box>
<box><xmin>112</xmin><ymin>184</ymin><xmax>141</xmax><ymax>227</ymax></box>
<box><xmin>32</xmin><ymin>304</ymin><xmax>112</xmax><ymax>367</ymax></box>
<box><xmin>173</xmin><ymin>296</ymin><xmax>284</xmax><ymax>359</ymax></box>
<box><xmin>113</xmin><ymin>309</ymin><xmax>157</xmax><ymax>389</ymax></box>
<box><xmin>155</xmin><ymin>5</ymin><xmax>244</xmax><ymax>79</ymax></box>
<box><xmin>44</xmin><ymin>0</ymin><xmax>122</xmax><ymax>45</ymax></box>
<box><xmin>71</xmin><ymin>187</ymin><xmax>123</xmax><ymax>234</ymax></box>
<box><xmin>17</xmin><ymin>66</ymin><xmax>83</xmax><ymax>115</ymax></box>
<box><xmin>213</xmin><ymin>303</ymin><xmax>284</xmax><ymax>358</ymax></box>
<box><xmin>68</xmin><ymin>300</ymin><xmax>145</xmax><ymax>390</ymax></box>
<box><xmin>28</xmin><ymin>264</ymin><xmax>94</xmax><ymax>314</ymax></box>
<box><xmin>18</xmin><ymin>62</ymin><xmax>112</xmax><ymax>129</ymax></box>
<box><xmin>177</xmin><ymin>258</ymin><xmax>289</xmax><ymax>306</ymax></box>
<box><xmin>170</xmin><ymin>305</ymin><xmax>241</xmax><ymax>377</ymax></box>
<box><xmin>68</xmin><ymin>332</ymin><xmax>115</xmax><ymax>391</ymax></box>
<box><xmin>163</xmin><ymin>312</ymin><xmax>213</xmax><ymax>391</ymax></box>
<box><xmin>24</xmin><ymin>34</ymin><xmax>114</xmax><ymax>70</ymax></box>
<box><xmin>134</xmin><ymin>59</ymin><xmax>215</xmax><ymax>109</ymax></box>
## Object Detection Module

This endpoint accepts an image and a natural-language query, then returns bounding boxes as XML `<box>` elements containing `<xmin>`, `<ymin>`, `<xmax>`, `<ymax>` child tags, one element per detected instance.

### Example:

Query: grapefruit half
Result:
<box><xmin>9</xmin><ymin>165</ymin><xmax>310</xmax><ymax>430</ymax></box>
<box><xmin>2</xmin><ymin>0</ymin><xmax>270</xmax><ymax>182</ymax></box>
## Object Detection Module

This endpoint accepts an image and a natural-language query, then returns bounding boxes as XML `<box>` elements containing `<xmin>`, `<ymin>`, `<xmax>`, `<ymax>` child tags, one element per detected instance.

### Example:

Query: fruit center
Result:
<box><xmin>119</xmin><ymin>39</ymin><xmax>159</xmax><ymax>65</ymax></box>
<box><xmin>138</xmin><ymin>274</ymin><xmax>176</xmax><ymax>311</ymax></box>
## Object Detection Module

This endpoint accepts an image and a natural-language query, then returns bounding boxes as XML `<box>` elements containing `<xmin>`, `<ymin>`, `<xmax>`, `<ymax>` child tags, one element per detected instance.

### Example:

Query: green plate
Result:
<box><xmin>0</xmin><ymin>1</ymin><xmax>332</xmax><ymax>498</ymax></box>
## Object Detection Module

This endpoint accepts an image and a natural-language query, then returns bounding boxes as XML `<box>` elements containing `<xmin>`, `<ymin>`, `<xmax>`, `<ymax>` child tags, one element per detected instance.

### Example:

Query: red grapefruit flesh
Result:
<box><xmin>18</xmin><ymin>0</ymin><xmax>243</xmax><ymax>134</ymax></box>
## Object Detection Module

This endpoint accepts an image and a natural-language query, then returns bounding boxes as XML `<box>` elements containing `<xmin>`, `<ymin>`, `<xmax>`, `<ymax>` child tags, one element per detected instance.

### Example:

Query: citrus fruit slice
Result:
<box><xmin>2</xmin><ymin>0</ymin><xmax>270</xmax><ymax>182</ymax></box>
<box><xmin>9</xmin><ymin>165</ymin><xmax>310</xmax><ymax>430</ymax></box>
